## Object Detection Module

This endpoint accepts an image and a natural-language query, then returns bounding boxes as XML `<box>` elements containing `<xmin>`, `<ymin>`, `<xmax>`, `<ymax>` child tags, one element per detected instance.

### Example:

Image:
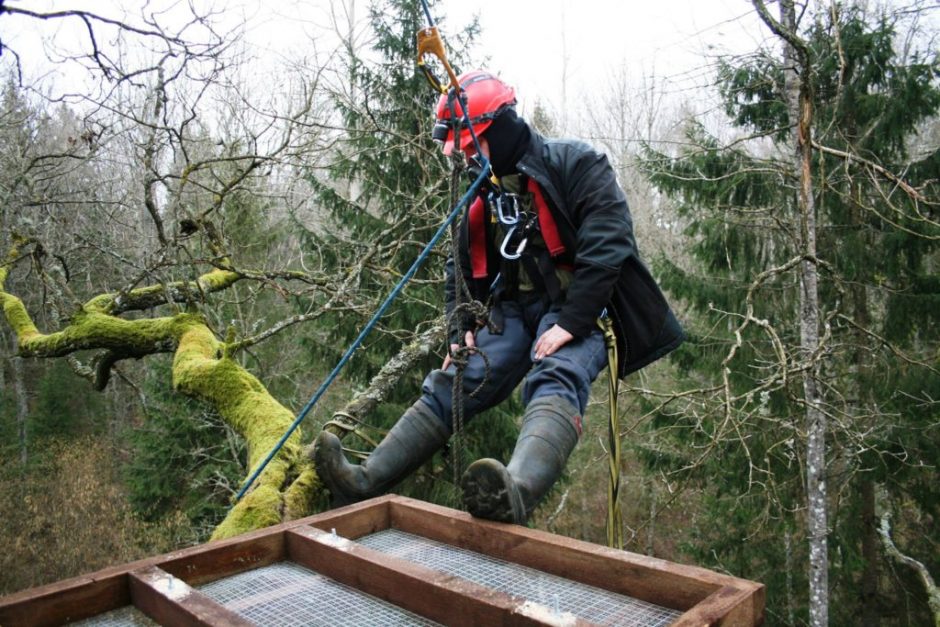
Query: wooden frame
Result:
<box><xmin>0</xmin><ymin>495</ymin><xmax>764</xmax><ymax>626</ymax></box>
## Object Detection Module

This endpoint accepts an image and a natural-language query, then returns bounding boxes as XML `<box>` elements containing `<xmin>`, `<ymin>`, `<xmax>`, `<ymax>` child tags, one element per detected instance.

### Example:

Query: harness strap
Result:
<box><xmin>469</xmin><ymin>197</ymin><xmax>487</xmax><ymax>278</ymax></box>
<box><xmin>527</xmin><ymin>178</ymin><xmax>564</xmax><ymax>256</ymax></box>
<box><xmin>467</xmin><ymin>179</ymin><xmax>566</xmax><ymax>281</ymax></box>
<box><xmin>522</xmin><ymin>249</ymin><xmax>563</xmax><ymax>303</ymax></box>
<box><xmin>599</xmin><ymin>315</ymin><xmax>623</xmax><ymax>550</ymax></box>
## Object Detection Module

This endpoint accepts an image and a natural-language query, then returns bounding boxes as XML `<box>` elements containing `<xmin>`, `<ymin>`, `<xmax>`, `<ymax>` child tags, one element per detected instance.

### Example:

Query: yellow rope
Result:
<box><xmin>599</xmin><ymin>316</ymin><xmax>623</xmax><ymax>550</ymax></box>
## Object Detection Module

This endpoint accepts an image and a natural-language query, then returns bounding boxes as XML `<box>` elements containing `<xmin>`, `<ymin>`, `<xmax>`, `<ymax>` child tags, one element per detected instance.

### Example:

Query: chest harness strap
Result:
<box><xmin>468</xmin><ymin>178</ymin><xmax>568</xmax><ymax>304</ymax></box>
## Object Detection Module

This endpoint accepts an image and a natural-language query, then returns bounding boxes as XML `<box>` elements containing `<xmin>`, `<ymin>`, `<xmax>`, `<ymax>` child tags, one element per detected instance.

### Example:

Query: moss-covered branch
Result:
<box><xmin>1</xmin><ymin>240</ymin><xmax>447</xmax><ymax>541</ymax></box>
<box><xmin>172</xmin><ymin>321</ymin><xmax>303</xmax><ymax>539</ymax></box>
<box><xmin>85</xmin><ymin>266</ymin><xmax>243</xmax><ymax>315</ymax></box>
<box><xmin>1</xmin><ymin>244</ymin><xmax>301</xmax><ymax>540</ymax></box>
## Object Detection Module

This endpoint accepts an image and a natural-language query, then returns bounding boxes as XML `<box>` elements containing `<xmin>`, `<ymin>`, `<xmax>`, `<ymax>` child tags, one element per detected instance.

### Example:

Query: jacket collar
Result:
<box><xmin>514</xmin><ymin>130</ymin><xmax>569</xmax><ymax>228</ymax></box>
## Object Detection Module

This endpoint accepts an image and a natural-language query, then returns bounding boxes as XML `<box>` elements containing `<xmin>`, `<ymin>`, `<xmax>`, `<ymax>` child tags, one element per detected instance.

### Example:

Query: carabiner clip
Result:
<box><xmin>499</xmin><ymin>225</ymin><xmax>528</xmax><ymax>260</ymax></box>
<box><xmin>491</xmin><ymin>192</ymin><xmax>521</xmax><ymax>226</ymax></box>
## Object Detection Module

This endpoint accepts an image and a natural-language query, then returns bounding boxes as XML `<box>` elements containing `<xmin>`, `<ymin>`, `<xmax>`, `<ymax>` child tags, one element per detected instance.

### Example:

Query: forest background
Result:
<box><xmin>0</xmin><ymin>0</ymin><xmax>937</xmax><ymax>625</ymax></box>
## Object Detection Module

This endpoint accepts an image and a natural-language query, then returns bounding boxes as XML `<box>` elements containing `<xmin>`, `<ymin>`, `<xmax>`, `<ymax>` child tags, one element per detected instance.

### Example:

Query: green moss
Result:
<box><xmin>173</xmin><ymin>326</ymin><xmax>301</xmax><ymax>465</ymax></box>
<box><xmin>1</xmin><ymin>293</ymin><xmax>40</xmax><ymax>342</ymax></box>
<box><xmin>2</xmin><ymin>267</ymin><xmax>301</xmax><ymax>539</ymax></box>
<box><xmin>210</xmin><ymin>485</ymin><xmax>283</xmax><ymax>540</ymax></box>
<box><xmin>171</xmin><ymin>320</ymin><xmax>305</xmax><ymax>536</ymax></box>
<box><xmin>17</xmin><ymin>312</ymin><xmax>181</xmax><ymax>358</ymax></box>
<box><xmin>82</xmin><ymin>269</ymin><xmax>240</xmax><ymax>315</ymax></box>
<box><xmin>283</xmin><ymin>466</ymin><xmax>322</xmax><ymax>520</ymax></box>
<box><xmin>197</xmin><ymin>268</ymin><xmax>240</xmax><ymax>291</ymax></box>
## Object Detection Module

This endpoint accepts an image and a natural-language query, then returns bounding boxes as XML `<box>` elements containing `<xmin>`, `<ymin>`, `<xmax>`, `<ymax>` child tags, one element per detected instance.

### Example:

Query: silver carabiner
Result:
<box><xmin>499</xmin><ymin>225</ymin><xmax>528</xmax><ymax>260</ymax></box>
<box><xmin>492</xmin><ymin>192</ymin><xmax>521</xmax><ymax>226</ymax></box>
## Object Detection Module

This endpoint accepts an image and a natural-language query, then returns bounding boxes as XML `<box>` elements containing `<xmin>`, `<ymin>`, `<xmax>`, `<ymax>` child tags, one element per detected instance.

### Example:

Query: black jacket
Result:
<box><xmin>445</xmin><ymin>131</ymin><xmax>684</xmax><ymax>378</ymax></box>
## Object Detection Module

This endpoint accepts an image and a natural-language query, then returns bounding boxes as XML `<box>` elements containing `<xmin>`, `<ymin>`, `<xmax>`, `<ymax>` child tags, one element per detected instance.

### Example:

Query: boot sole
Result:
<box><xmin>461</xmin><ymin>459</ymin><xmax>526</xmax><ymax>524</ymax></box>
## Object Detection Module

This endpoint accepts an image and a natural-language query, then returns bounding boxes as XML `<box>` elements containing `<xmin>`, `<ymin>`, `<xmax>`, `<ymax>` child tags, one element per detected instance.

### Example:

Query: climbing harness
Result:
<box><xmin>599</xmin><ymin>314</ymin><xmax>624</xmax><ymax>549</ymax></box>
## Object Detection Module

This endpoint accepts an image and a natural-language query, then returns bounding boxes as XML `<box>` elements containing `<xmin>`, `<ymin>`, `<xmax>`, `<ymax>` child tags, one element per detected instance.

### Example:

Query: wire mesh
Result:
<box><xmin>198</xmin><ymin>561</ymin><xmax>440</xmax><ymax>626</ymax></box>
<box><xmin>359</xmin><ymin>529</ymin><xmax>682</xmax><ymax>627</ymax></box>
<box><xmin>68</xmin><ymin>605</ymin><xmax>159</xmax><ymax>626</ymax></box>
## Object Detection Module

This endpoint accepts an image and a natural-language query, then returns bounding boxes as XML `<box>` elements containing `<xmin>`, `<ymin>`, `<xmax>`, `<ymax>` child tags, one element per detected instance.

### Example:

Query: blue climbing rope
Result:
<box><xmin>234</xmin><ymin>158</ymin><xmax>491</xmax><ymax>501</ymax></box>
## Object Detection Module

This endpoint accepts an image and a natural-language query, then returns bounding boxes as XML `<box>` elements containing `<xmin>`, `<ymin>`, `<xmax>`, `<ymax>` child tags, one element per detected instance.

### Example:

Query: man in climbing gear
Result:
<box><xmin>315</xmin><ymin>70</ymin><xmax>684</xmax><ymax>525</ymax></box>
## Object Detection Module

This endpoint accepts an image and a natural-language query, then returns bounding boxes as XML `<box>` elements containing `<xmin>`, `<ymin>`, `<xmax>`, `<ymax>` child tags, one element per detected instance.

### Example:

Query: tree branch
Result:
<box><xmin>879</xmin><ymin>509</ymin><xmax>940</xmax><ymax>624</ymax></box>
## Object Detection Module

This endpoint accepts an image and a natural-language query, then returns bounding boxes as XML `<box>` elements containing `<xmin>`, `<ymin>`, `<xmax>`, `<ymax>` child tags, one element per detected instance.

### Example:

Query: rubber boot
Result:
<box><xmin>314</xmin><ymin>401</ymin><xmax>450</xmax><ymax>506</ymax></box>
<box><xmin>461</xmin><ymin>396</ymin><xmax>579</xmax><ymax>524</ymax></box>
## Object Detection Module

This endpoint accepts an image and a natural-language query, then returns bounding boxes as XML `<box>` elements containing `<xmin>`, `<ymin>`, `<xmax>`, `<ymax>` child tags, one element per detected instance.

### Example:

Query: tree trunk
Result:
<box><xmin>754</xmin><ymin>0</ymin><xmax>829</xmax><ymax>622</ymax></box>
<box><xmin>786</xmin><ymin>529</ymin><xmax>797</xmax><ymax>627</ymax></box>
<box><xmin>861</xmin><ymin>478</ymin><xmax>880</xmax><ymax>626</ymax></box>
<box><xmin>10</xmin><ymin>333</ymin><xmax>29</xmax><ymax>465</ymax></box>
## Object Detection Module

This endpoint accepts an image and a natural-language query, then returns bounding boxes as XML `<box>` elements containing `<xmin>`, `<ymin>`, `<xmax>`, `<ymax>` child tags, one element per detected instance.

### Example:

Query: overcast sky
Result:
<box><xmin>3</xmin><ymin>1</ymin><xmax>934</xmax><ymax>126</ymax></box>
<box><xmin>2</xmin><ymin>1</ymin><xmax>767</xmax><ymax>104</ymax></box>
<box><xmin>439</xmin><ymin>0</ymin><xmax>768</xmax><ymax>109</ymax></box>
<box><xmin>223</xmin><ymin>0</ymin><xmax>771</xmax><ymax>114</ymax></box>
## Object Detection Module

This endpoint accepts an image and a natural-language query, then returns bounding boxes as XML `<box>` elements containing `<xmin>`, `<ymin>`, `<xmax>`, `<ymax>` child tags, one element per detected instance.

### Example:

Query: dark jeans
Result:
<box><xmin>419</xmin><ymin>298</ymin><xmax>608</xmax><ymax>432</ymax></box>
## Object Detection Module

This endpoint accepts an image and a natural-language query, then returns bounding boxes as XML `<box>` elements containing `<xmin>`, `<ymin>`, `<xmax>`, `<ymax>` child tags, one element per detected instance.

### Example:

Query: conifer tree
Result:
<box><xmin>639</xmin><ymin>4</ymin><xmax>938</xmax><ymax>623</ymax></box>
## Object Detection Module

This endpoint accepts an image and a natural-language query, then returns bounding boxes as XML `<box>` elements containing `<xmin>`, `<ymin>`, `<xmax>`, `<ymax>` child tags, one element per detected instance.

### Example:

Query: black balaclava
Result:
<box><xmin>481</xmin><ymin>107</ymin><xmax>531</xmax><ymax>177</ymax></box>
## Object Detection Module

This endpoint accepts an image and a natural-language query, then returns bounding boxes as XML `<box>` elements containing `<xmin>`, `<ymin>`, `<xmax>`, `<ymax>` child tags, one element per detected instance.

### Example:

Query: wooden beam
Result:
<box><xmin>286</xmin><ymin>525</ymin><xmax>594</xmax><ymax>626</ymax></box>
<box><xmin>387</xmin><ymin>496</ymin><xmax>763</xmax><ymax>618</ymax></box>
<box><xmin>129</xmin><ymin>566</ymin><xmax>254</xmax><ymax>627</ymax></box>
<box><xmin>671</xmin><ymin>585</ymin><xmax>766</xmax><ymax>626</ymax></box>
<box><xmin>0</xmin><ymin>572</ymin><xmax>129</xmax><ymax>627</ymax></box>
<box><xmin>304</xmin><ymin>493</ymin><xmax>392</xmax><ymax>539</ymax></box>
<box><xmin>158</xmin><ymin>528</ymin><xmax>285</xmax><ymax>586</ymax></box>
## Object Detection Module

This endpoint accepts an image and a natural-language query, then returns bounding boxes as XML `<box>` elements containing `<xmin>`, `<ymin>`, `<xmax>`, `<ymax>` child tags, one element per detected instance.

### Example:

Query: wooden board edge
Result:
<box><xmin>387</xmin><ymin>496</ymin><xmax>739</xmax><ymax>611</ymax></box>
<box><xmin>0</xmin><ymin>573</ymin><xmax>129</xmax><ymax>627</ymax></box>
<box><xmin>157</xmin><ymin>531</ymin><xmax>285</xmax><ymax>586</ymax></box>
<box><xmin>303</xmin><ymin>495</ymin><xmax>392</xmax><ymax>538</ymax></box>
<box><xmin>129</xmin><ymin>565</ymin><xmax>254</xmax><ymax>627</ymax></box>
<box><xmin>285</xmin><ymin>525</ymin><xmax>596</xmax><ymax>626</ymax></box>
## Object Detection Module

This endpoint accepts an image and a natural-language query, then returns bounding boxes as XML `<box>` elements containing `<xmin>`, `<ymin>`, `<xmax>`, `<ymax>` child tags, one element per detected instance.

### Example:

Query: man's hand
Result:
<box><xmin>534</xmin><ymin>324</ymin><xmax>574</xmax><ymax>360</ymax></box>
<box><xmin>442</xmin><ymin>330</ymin><xmax>476</xmax><ymax>370</ymax></box>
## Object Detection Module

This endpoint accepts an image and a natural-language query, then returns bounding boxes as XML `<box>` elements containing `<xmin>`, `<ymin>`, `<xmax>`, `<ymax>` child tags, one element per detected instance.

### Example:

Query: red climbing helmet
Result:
<box><xmin>432</xmin><ymin>70</ymin><xmax>516</xmax><ymax>153</ymax></box>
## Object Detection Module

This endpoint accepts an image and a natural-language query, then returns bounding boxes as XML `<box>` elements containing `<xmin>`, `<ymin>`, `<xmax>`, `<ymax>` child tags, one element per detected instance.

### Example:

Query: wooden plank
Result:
<box><xmin>387</xmin><ymin>495</ymin><xmax>762</xmax><ymax>617</ymax></box>
<box><xmin>158</xmin><ymin>529</ymin><xmax>285</xmax><ymax>586</ymax></box>
<box><xmin>129</xmin><ymin>565</ymin><xmax>255</xmax><ymax>627</ymax></box>
<box><xmin>0</xmin><ymin>572</ymin><xmax>129</xmax><ymax>627</ymax></box>
<box><xmin>286</xmin><ymin>525</ymin><xmax>595</xmax><ymax>626</ymax></box>
<box><xmin>304</xmin><ymin>494</ymin><xmax>392</xmax><ymax>539</ymax></box>
<box><xmin>671</xmin><ymin>585</ymin><xmax>765</xmax><ymax>626</ymax></box>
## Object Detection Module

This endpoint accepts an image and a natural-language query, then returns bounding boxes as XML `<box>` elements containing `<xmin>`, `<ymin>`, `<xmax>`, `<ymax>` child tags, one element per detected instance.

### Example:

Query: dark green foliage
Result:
<box><xmin>641</xmin><ymin>5</ymin><xmax>939</xmax><ymax>623</ymax></box>
<box><xmin>123</xmin><ymin>357</ymin><xmax>244</xmax><ymax>540</ymax></box>
<box><xmin>31</xmin><ymin>361</ymin><xmax>107</xmax><ymax>440</ymax></box>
